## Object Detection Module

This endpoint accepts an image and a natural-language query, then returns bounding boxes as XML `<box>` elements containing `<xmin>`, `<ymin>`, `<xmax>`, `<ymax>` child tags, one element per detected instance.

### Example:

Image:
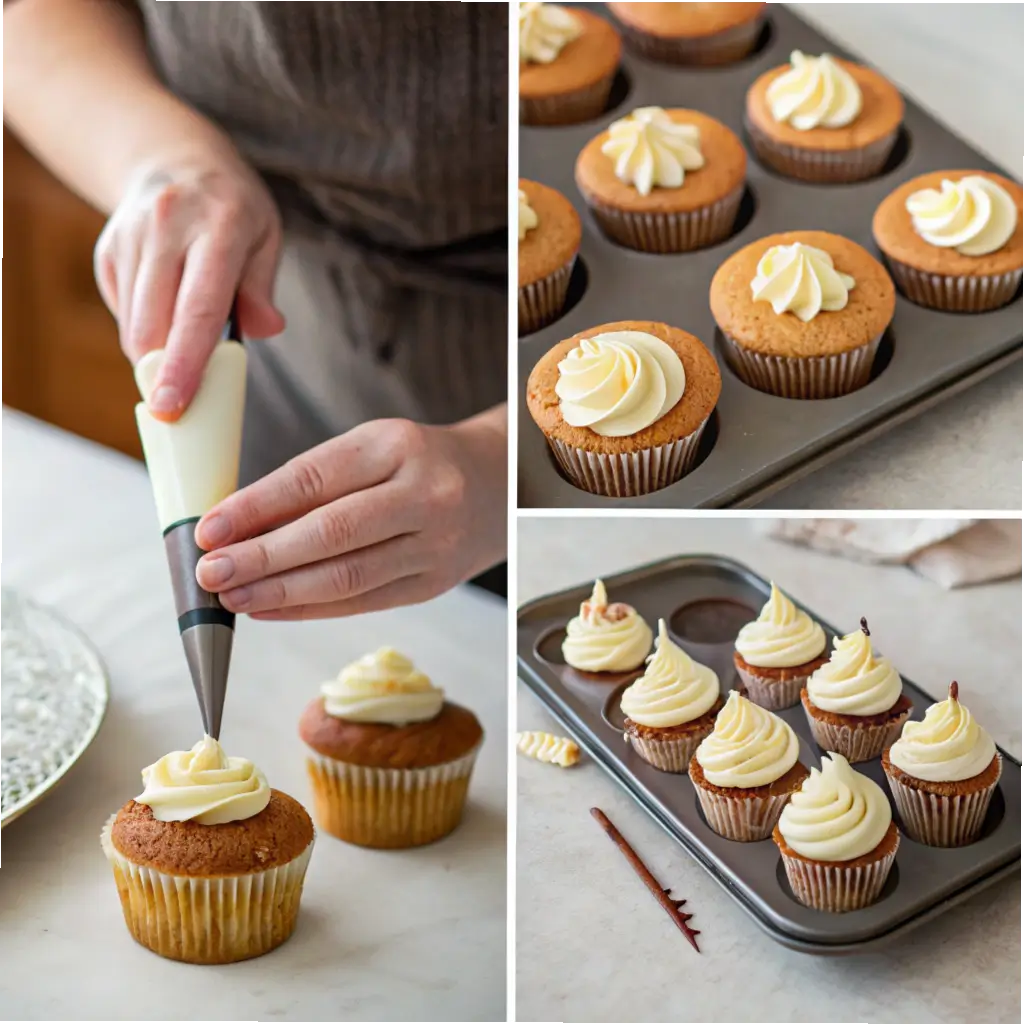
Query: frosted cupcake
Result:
<box><xmin>620</xmin><ymin>618</ymin><xmax>723</xmax><ymax>773</ymax></box>
<box><xmin>801</xmin><ymin>618</ymin><xmax>912</xmax><ymax>763</ymax></box>
<box><xmin>882</xmin><ymin>682</ymin><xmax>1002</xmax><ymax>847</ymax></box>
<box><xmin>562</xmin><ymin>578</ymin><xmax>653</xmax><ymax>678</ymax></box>
<box><xmin>101</xmin><ymin>736</ymin><xmax>314</xmax><ymax>964</ymax></box>
<box><xmin>299</xmin><ymin>648</ymin><xmax>483</xmax><ymax>848</ymax></box>
<box><xmin>688</xmin><ymin>691</ymin><xmax>809</xmax><ymax>841</ymax></box>
<box><xmin>733</xmin><ymin>582</ymin><xmax>828</xmax><ymax>710</ymax></box>
<box><xmin>774</xmin><ymin>753</ymin><xmax>899</xmax><ymax>912</ymax></box>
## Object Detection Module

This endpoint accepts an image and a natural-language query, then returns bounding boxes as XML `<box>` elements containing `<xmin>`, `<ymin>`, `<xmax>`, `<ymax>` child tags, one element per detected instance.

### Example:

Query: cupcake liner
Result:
<box><xmin>520</xmin><ymin>74</ymin><xmax>615</xmax><ymax>127</ymax></box>
<box><xmin>625</xmin><ymin>726</ymin><xmax>712</xmax><ymax>774</ymax></box>
<box><xmin>803</xmin><ymin>704</ymin><xmax>911</xmax><ymax>763</ymax></box>
<box><xmin>617</xmin><ymin>17</ymin><xmax>765</xmax><ymax>66</ymax></box>
<box><xmin>100</xmin><ymin>817</ymin><xmax>313</xmax><ymax>964</ymax></box>
<box><xmin>519</xmin><ymin>255</ymin><xmax>577</xmax><ymax>335</ymax></box>
<box><xmin>692</xmin><ymin>780</ymin><xmax>796</xmax><ymax>842</ymax></box>
<box><xmin>584</xmin><ymin>185</ymin><xmax>743</xmax><ymax>253</ymax></box>
<box><xmin>306</xmin><ymin>744</ymin><xmax>480</xmax><ymax>849</ymax></box>
<box><xmin>547</xmin><ymin>414</ymin><xmax>709</xmax><ymax>497</ymax></box>
<box><xmin>779</xmin><ymin>837</ymin><xmax>898</xmax><ymax>912</ymax></box>
<box><xmin>745</xmin><ymin>117</ymin><xmax>898</xmax><ymax>183</ymax></box>
<box><xmin>734</xmin><ymin>664</ymin><xmax>809</xmax><ymax>711</ymax></box>
<box><xmin>884</xmin><ymin>258</ymin><xmax>1022</xmax><ymax>313</ymax></box>
<box><xmin>720</xmin><ymin>329</ymin><xmax>883</xmax><ymax>400</ymax></box>
<box><xmin>884</xmin><ymin>756</ymin><xmax>1002</xmax><ymax>847</ymax></box>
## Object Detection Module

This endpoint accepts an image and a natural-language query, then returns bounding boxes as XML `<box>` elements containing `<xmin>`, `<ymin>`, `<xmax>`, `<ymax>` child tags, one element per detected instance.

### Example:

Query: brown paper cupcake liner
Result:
<box><xmin>779</xmin><ymin>838</ymin><xmax>898</xmax><ymax>912</ymax></box>
<box><xmin>520</xmin><ymin>74</ymin><xmax>615</xmax><ymax>127</ymax></box>
<box><xmin>100</xmin><ymin>817</ymin><xmax>313</xmax><ymax>964</ymax></box>
<box><xmin>884</xmin><ymin>258</ymin><xmax>1022</xmax><ymax>313</ymax></box>
<box><xmin>884</xmin><ymin>755</ymin><xmax>1002</xmax><ymax>847</ymax></box>
<box><xmin>720</xmin><ymin>330</ymin><xmax>882</xmax><ymax>399</ymax></box>
<box><xmin>306</xmin><ymin>744</ymin><xmax>480</xmax><ymax>849</ymax></box>
<box><xmin>625</xmin><ymin>725</ymin><xmax>713</xmax><ymax>774</ymax></box>
<box><xmin>519</xmin><ymin>255</ymin><xmax>577</xmax><ymax>335</ymax></box>
<box><xmin>692</xmin><ymin>781</ymin><xmax>796</xmax><ymax>842</ymax></box>
<box><xmin>547</xmin><ymin>414</ymin><xmax>709</xmax><ymax>497</ymax></box>
<box><xmin>617</xmin><ymin>17</ymin><xmax>765</xmax><ymax>66</ymax></box>
<box><xmin>585</xmin><ymin>185</ymin><xmax>743</xmax><ymax>253</ymax></box>
<box><xmin>803</xmin><ymin>705</ymin><xmax>911</xmax><ymax>763</ymax></box>
<box><xmin>734</xmin><ymin>664</ymin><xmax>810</xmax><ymax>710</ymax></box>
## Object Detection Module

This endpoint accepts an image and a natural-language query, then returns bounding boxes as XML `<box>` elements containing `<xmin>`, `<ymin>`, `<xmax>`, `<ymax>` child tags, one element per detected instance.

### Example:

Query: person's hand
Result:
<box><xmin>93</xmin><ymin>142</ymin><xmax>286</xmax><ymax>420</ymax></box>
<box><xmin>193</xmin><ymin>407</ymin><xmax>508</xmax><ymax>619</ymax></box>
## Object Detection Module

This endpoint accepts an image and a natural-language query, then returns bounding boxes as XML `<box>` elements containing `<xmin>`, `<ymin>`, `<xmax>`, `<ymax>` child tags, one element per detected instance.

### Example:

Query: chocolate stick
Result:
<box><xmin>590</xmin><ymin>807</ymin><xmax>701</xmax><ymax>953</ymax></box>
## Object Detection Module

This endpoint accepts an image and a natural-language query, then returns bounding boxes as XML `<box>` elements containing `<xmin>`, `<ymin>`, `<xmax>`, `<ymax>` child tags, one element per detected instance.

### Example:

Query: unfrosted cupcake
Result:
<box><xmin>299</xmin><ymin>648</ymin><xmax>483</xmax><ymax>848</ymax></box>
<box><xmin>562</xmin><ymin>578</ymin><xmax>653</xmax><ymax>678</ymax></box>
<box><xmin>801</xmin><ymin>618</ymin><xmax>912</xmax><ymax>763</ymax></box>
<box><xmin>101</xmin><ymin>736</ymin><xmax>314</xmax><ymax>964</ymax></box>
<box><xmin>689</xmin><ymin>690</ymin><xmax>809</xmax><ymax>842</ymax></box>
<box><xmin>620</xmin><ymin>618</ymin><xmax>723</xmax><ymax>773</ymax></box>
<box><xmin>882</xmin><ymin>682</ymin><xmax>1002</xmax><ymax>847</ymax></box>
<box><xmin>774</xmin><ymin>753</ymin><xmax>899</xmax><ymax>912</ymax></box>
<box><xmin>733</xmin><ymin>582</ymin><xmax>828</xmax><ymax>710</ymax></box>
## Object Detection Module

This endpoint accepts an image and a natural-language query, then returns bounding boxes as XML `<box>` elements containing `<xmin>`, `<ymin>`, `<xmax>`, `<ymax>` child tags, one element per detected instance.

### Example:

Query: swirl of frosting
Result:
<box><xmin>906</xmin><ymin>175</ymin><xmax>1018</xmax><ymax>257</ymax></box>
<box><xmin>322</xmin><ymin>647</ymin><xmax>444</xmax><ymax>725</ymax></box>
<box><xmin>600</xmin><ymin>107</ymin><xmax>705</xmax><ymax>197</ymax></box>
<box><xmin>767</xmin><ymin>51</ymin><xmax>862</xmax><ymax>130</ymax></box>
<box><xmin>778</xmin><ymin>753</ymin><xmax>892</xmax><ymax>861</ymax></box>
<box><xmin>695</xmin><ymin>690</ymin><xmax>800</xmax><ymax>788</ymax></box>
<box><xmin>807</xmin><ymin>621</ymin><xmax>902</xmax><ymax>716</ymax></box>
<box><xmin>519</xmin><ymin>189</ymin><xmax>539</xmax><ymax>242</ymax></box>
<box><xmin>889</xmin><ymin>682</ymin><xmax>996</xmax><ymax>782</ymax></box>
<box><xmin>135</xmin><ymin>735</ymin><xmax>271</xmax><ymax>825</ymax></box>
<box><xmin>519</xmin><ymin>1</ymin><xmax>581</xmax><ymax>64</ymax></box>
<box><xmin>735</xmin><ymin>583</ymin><xmax>826</xmax><ymax>669</ymax></box>
<box><xmin>751</xmin><ymin>242</ymin><xmax>856</xmax><ymax>322</ymax></box>
<box><xmin>556</xmin><ymin>330</ymin><xmax>685</xmax><ymax>437</ymax></box>
<box><xmin>562</xmin><ymin>579</ymin><xmax>653</xmax><ymax>673</ymax></box>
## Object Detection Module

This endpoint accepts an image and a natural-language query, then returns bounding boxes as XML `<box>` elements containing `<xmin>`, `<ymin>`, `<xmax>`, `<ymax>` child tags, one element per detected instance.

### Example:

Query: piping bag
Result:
<box><xmin>134</xmin><ymin>323</ymin><xmax>246</xmax><ymax>739</ymax></box>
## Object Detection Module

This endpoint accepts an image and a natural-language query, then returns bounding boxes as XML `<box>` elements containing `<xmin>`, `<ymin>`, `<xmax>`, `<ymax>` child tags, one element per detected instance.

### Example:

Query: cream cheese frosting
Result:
<box><xmin>735</xmin><ymin>582</ymin><xmax>826</xmax><ymax>669</ymax></box>
<box><xmin>600</xmin><ymin>106</ymin><xmax>705</xmax><ymax>197</ymax></box>
<box><xmin>751</xmin><ymin>242</ymin><xmax>856</xmax><ymax>322</ymax></box>
<box><xmin>888</xmin><ymin>682</ymin><xmax>996</xmax><ymax>782</ymax></box>
<box><xmin>620</xmin><ymin>619</ymin><xmax>720</xmax><ymax>728</ymax></box>
<box><xmin>519</xmin><ymin>189</ymin><xmax>539</xmax><ymax>242</ymax></box>
<box><xmin>562</xmin><ymin>579</ymin><xmax>653</xmax><ymax>673</ymax></box>
<box><xmin>555</xmin><ymin>330</ymin><xmax>686</xmax><ymax>437</ymax></box>
<box><xmin>695</xmin><ymin>690</ymin><xmax>800</xmax><ymax>788</ymax></box>
<box><xmin>519</xmin><ymin>1</ymin><xmax>581</xmax><ymax>64</ymax></box>
<box><xmin>135</xmin><ymin>735</ymin><xmax>271</xmax><ymax>825</ymax></box>
<box><xmin>906</xmin><ymin>175</ymin><xmax>1018</xmax><ymax>256</ymax></box>
<box><xmin>807</xmin><ymin>619</ymin><xmax>902</xmax><ymax>716</ymax></box>
<box><xmin>322</xmin><ymin>647</ymin><xmax>444</xmax><ymax>725</ymax></box>
<box><xmin>778</xmin><ymin>752</ymin><xmax>891</xmax><ymax>861</ymax></box>
<box><xmin>767</xmin><ymin>51</ymin><xmax>862</xmax><ymax>130</ymax></box>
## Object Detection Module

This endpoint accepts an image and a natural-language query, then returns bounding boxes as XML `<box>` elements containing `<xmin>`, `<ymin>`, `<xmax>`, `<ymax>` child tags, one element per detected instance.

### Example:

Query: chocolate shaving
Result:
<box><xmin>860</xmin><ymin>616</ymin><xmax>870</xmax><ymax>636</ymax></box>
<box><xmin>590</xmin><ymin>807</ymin><xmax>700</xmax><ymax>953</ymax></box>
<box><xmin>949</xmin><ymin>680</ymin><xmax>959</xmax><ymax>701</ymax></box>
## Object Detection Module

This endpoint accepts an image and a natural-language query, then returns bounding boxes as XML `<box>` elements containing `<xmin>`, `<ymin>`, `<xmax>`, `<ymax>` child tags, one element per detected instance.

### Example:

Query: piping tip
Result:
<box><xmin>181</xmin><ymin>622</ymin><xmax>234</xmax><ymax>740</ymax></box>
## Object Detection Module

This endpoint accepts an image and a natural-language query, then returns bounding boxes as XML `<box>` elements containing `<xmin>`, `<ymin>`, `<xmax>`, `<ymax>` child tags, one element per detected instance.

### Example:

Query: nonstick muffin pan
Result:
<box><xmin>518</xmin><ymin>4</ymin><xmax>1023</xmax><ymax>508</ymax></box>
<box><xmin>517</xmin><ymin>555</ymin><xmax>1022</xmax><ymax>954</ymax></box>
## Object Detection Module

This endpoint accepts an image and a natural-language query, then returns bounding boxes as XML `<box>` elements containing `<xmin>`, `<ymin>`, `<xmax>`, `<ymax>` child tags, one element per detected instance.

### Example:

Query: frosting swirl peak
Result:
<box><xmin>751</xmin><ymin>242</ymin><xmax>856</xmax><ymax>322</ymax></box>
<box><xmin>520</xmin><ymin>2</ymin><xmax>581</xmax><ymax>65</ymax></box>
<box><xmin>562</xmin><ymin>579</ymin><xmax>653</xmax><ymax>673</ymax></box>
<box><xmin>322</xmin><ymin>647</ymin><xmax>444</xmax><ymax>725</ymax></box>
<box><xmin>601</xmin><ymin>107</ymin><xmax>705</xmax><ymax>197</ymax></box>
<box><xmin>767</xmin><ymin>51</ymin><xmax>862</xmax><ymax>130</ymax></box>
<box><xmin>807</xmin><ymin>620</ymin><xmax>902</xmax><ymax>716</ymax></box>
<box><xmin>906</xmin><ymin>175</ymin><xmax>1018</xmax><ymax>257</ymax></box>
<box><xmin>735</xmin><ymin>583</ymin><xmax>826</xmax><ymax>669</ymax></box>
<box><xmin>519</xmin><ymin>189</ymin><xmax>539</xmax><ymax>242</ymax></box>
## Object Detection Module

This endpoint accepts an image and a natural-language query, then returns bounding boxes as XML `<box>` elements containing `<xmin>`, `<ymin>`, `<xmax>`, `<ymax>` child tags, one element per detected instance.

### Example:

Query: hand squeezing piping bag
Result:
<box><xmin>134</xmin><ymin>340</ymin><xmax>247</xmax><ymax>739</ymax></box>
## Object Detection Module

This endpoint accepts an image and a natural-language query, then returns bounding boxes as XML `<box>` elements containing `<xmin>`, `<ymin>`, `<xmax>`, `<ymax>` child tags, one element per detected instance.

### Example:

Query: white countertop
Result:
<box><xmin>516</xmin><ymin>518</ymin><xmax>1021</xmax><ymax>1024</ymax></box>
<box><xmin>0</xmin><ymin>409</ymin><xmax>506</xmax><ymax>1022</ymax></box>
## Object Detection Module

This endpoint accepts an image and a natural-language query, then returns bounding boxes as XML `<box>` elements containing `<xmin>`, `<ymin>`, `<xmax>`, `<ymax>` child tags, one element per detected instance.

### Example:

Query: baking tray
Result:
<box><xmin>517</xmin><ymin>555</ymin><xmax>1022</xmax><ymax>954</ymax></box>
<box><xmin>518</xmin><ymin>3</ymin><xmax>1023</xmax><ymax>509</ymax></box>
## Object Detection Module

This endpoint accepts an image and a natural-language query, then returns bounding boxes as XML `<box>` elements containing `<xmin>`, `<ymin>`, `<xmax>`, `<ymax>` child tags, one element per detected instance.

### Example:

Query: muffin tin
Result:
<box><xmin>516</xmin><ymin>554</ymin><xmax>1021</xmax><ymax>954</ymax></box>
<box><xmin>518</xmin><ymin>4</ymin><xmax>1023</xmax><ymax>508</ymax></box>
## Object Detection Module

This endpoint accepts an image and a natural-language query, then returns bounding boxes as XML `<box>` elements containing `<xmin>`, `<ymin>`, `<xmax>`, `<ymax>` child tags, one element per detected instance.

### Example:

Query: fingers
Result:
<box><xmin>248</xmin><ymin>573</ymin><xmax>442</xmax><ymax>621</ymax></box>
<box><xmin>235</xmin><ymin>227</ymin><xmax>286</xmax><ymax>340</ymax></box>
<box><xmin>124</xmin><ymin>231</ymin><xmax>184</xmax><ymax>364</ymax></box>
<box><xmin>113</xmin><ymin>232</ymin><xmax>143</xmax><ymax>356</ymax></box>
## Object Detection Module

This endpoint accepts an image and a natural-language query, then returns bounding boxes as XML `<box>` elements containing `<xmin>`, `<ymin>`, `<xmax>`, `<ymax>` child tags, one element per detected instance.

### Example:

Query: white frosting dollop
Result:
<box><xmin>906</xmin><ymin>175</ymin><xmax>1018</xmax><ymax>256</ymax></box>
<box><xmin>767</xmin><ymin>51</ymin><xmax>862</xmax><ymax>130</ymax></box>
<box><xmin>735</xmin><ymin>582</ymin><xmax>826</xmax><ymax>669</ymax></box>
<box><xmin>519</xmin><ymin>1</ymin><xmax>581</xmax><ymax>64</ymax></box>
<box><xmin>562</xmin><ymin>579</ymin><xmax>653</xmax><ymax>673</ymax></box>
<box><xmin>751</xmin><ymin>241</ymin><xmax>856</xmax><ymax>322</ymax></box>
<box><xmin>519</xmin><ymin>188</ymin><xmax>539</xmax><ymax>242</ymax></box>
<box><xmin>322</xmin><ymin>648</ymin><xmax>444</xmax><ymax>725</ymax></box>
<box><xmin>807</xmin><ymin>623</ymin><xmax>903</xmax><ymax>717</ymax></box>
<box><xmin>600</xmin><ymin>106</ymin><xmax>705</xmax><ymax>197</ymax></box>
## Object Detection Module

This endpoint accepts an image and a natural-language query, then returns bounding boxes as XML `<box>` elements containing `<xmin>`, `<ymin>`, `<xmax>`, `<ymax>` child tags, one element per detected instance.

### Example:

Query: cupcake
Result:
<box><xmin>746</xmin><ymin>51</ymin><xmax>904</xmax><ymax>183</ymax></box>
<box><xmin>733</xmin><ymin>582</ymin><xmax>828</xmax><ymax>710</ymax></box>
<box><xmin>882</xmin><ymin>682</ymin><xmax>1002</xmax><ymax>847</ymax></box>
<box><xmin>100</xmin><ymin>736</ymin><xmax>314</xmax><ymax>964</ymax></box>
<box><xmin>688</xmin><ymin>690</ymin><xmax>809</xmax><ymax>842</ymax></box>
<box><xmin>710</xmin><ymin>230</ymin><xmax>895</xmax><ymax>399</ymax></box>
<box><xmin>620</xmin><ymin>618</ymin><xmax>723</xmax><ymax>773</ymax></box>
<box><xmin>575</xmin><ymin>106</ymin><xmax>747</xmax><ymax>253</ymax></box>
<box><xmin>774</xmin><ymin>752</ymin><xmax>899</xmax><ymax>912</ymax></box>
<box><xmin>801</xmin><ymin>618</ymin><xmax>912</xmax><ymax>763</ymax></box>
<box><xmin>562</xmin><ymin>578</ymin><xmax>653</xmax><ymax>678</ymax></box>
<box><xmin>526</xmin><ymin>320</ymin><xmax>721</xmax><ymax>496</ymax></box>
<box><xmin>519</xmin><ymin>179</ymin><xmax>582</xmax><ymax>335</ymax></box>
<box><xmin>520</xmin><ymin>2</ymin><xmax>621</xmax><ymax>126</ymax></box>
<box><xmin>299</xmin><ymin>648</ymin><xmax>483</xmax><ymax>849</ymax></box>
<box><xmin>873</xmin><ymin>171</ymin><xmax>1023</xmax><ymax>312</ymax></box>
<box><xmin>607</xmin><ymin>3</ymin><xmax>766</xmax><ymax>67</ymax></box>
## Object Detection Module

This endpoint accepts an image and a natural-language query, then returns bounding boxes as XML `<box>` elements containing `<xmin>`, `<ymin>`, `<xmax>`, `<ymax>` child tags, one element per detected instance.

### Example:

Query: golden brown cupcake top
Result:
<box><xmin>608</xmin><ymin>2</ymin><xmax>765</xmax><ymax>39</ymax></box>
<box><xmin>520</xmin><ymin>6</ymin><xmax>621</xmax><ymax>101</ymax></box>
<box><xmin>519</xmin><ymin>178</ymin><xmax>582</xmax><ymax>287</ymax></box>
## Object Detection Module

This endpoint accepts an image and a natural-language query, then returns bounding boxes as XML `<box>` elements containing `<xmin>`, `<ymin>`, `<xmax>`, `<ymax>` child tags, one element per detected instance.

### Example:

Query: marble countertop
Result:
<box><xmin>516</xmin><ymin>518</ymin><xmax>1021</xmax><ymax>1024</ymax></box>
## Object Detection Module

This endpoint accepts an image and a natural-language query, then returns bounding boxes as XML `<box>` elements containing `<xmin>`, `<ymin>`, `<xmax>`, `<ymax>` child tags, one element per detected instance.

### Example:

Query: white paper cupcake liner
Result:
<box><xmin>884</xmin><ymin>258</ymin><xmax>1022</xmax><ymax>313</ymax></box>
<box><xmin>519</xmin><ymin>255</ymin><xmax>577</xmax><ymax>335</ymax></box>
<box><xmin>617</xmin><ymin>16</ymin><xmax>765</xmax><ymax>66</ymax></box>
<box><xmin>779</xmin><ymin>836</ymin><xmax>898</xmax><ymax>912</ymax></box>
<box><xmin>100</xmin><ymin>817</ymin><xmax>313</xmax><ymax>964</ymax></box>
<box><xmin>884</xmin><ymin>756</ymin><xmax>1002</xmax><ymax>847</ymax></box>
<box><xmin>625</xmin><ymin>726</ymin><xmax>712</xmax><ymax>774</ymax></box>
<box><xmin>720</xmin><ymin>330</ymin><xmax>883</xmax><ymax>400</ymax></box>
<box><xmin>734</xmin><ymin>664</ymin><xmax>810</xmax><ymax>711</ymax></box>
<box><xmin>547</xmin><ymin>414</ymin><xmax>709</xmax><ymax>497</ymax></box>
<box><xmin>803</xmin><ymin>704</ymin><xmax>911</xmax><ymax>763</ymax></box>
<box><xmin>692</xmin><ymin>779</ymin><xmax>797</xmax><ymax>842</ymax></box>
<box><xmin>520</xmin><ymin>74</ymin><xmax>615</xmax><ymax>127</ymax></box>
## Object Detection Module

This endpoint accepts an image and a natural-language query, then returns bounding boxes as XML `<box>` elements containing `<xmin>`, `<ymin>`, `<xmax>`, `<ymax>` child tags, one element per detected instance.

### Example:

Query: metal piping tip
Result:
<box><xmin>181</xmin><ymin>623</ymin><xmax>234</xmax><ymax>739</ymax></box>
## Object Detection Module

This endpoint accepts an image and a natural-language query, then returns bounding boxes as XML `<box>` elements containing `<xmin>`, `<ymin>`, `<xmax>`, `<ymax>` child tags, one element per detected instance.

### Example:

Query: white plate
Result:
<box><xmin>1</xmin><ymin>588</ymin><xmax>109</xmax><ymax>827</ymax></box>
